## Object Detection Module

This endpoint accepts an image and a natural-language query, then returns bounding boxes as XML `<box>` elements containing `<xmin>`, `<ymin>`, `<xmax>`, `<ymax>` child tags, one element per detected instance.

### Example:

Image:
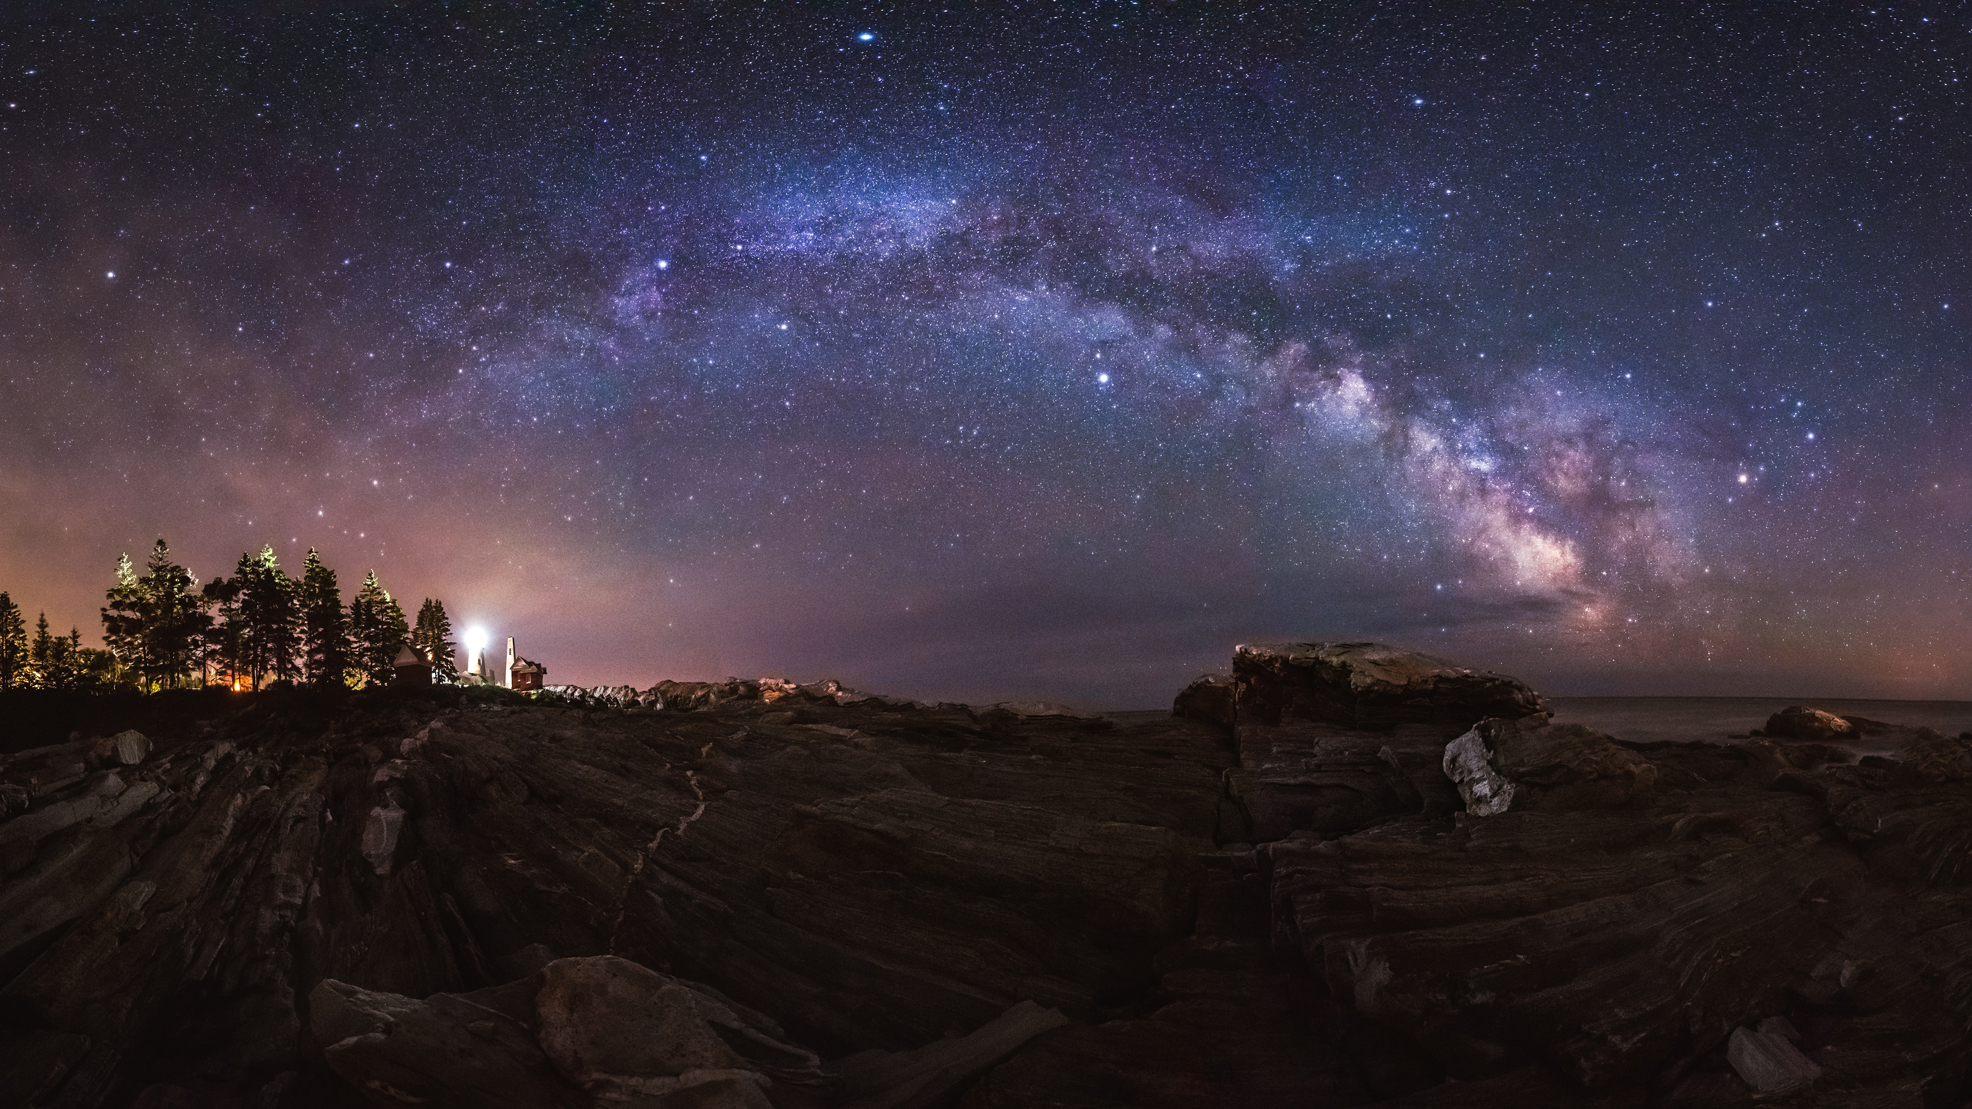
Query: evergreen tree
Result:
<box><xmin>141</xmin><ymin>540</ymin><xmax>208</xmax><ymax>689</ymax></box>
<box><xmin>203</xmin><ymin>575</ymin><xmax>246</xmax><ymax>689</ymax></box>
<box><xmin>29</xmin><ymin>612</ymin><xmax>55</xmax><ymax>689</ymax></box>
<box><xmin>300</xmin><ymin>548</ymin><xmax>352</xmax><ymax>687</ymax></box>
<box><xmin>99</xmin><ymin>542</ymin><xmax>212</xmax><ymax>690</ymax></box>
<box><xmin>230</xmin><ymin>546</ymin><xmax>300</xmax><ymax>689</ymax></box>
<box><xmin>25</xmin><ymin>616</ymin><xmax>79</xmax><ymax>691</ymax></box>
<box><xmin>410</xmin><ymin>598</ymin><xmax>460</xmax><ymax>684</ymax></box>
<box><xmin>348</xmin><ymin>570</ymin><xmax>409</xmax><ymax>687</ymax></box>
<box><xmin>0</xmin><ymin>592</ymin><xmax>27</xmax><ymax>691</ymax></box>
<box><xmin>51</xmin><ymin>627</ymin><xmax>83</xmax><ymax>690</ymax></box>
<box><xmin>101</xmin><ymin>553</ymin><xmax>145</xmax><ymax>675</ymax></box>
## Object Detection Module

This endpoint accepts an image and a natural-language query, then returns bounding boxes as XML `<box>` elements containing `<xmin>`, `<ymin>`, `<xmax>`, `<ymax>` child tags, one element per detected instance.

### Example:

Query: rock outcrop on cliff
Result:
<box><xmin>1229</xmin><ymin>641</ymin><xmax>1546</xmax><ymax>732</ymax></box>
<box><xmin>1441</xmin><ymin>714</ymin><xmax>1657</xmax><ymax>816</ymax></box>
<box><xmin>0</xmin><ymin>645</ymin><xmax>1967</xmax><ymax>1107</ymax></box>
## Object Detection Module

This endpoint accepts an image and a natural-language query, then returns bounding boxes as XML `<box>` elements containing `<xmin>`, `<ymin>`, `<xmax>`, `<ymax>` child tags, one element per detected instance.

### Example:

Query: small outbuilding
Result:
<box><xmin>392</xmin><ymin>644</ymin><xmax>433</xmax><ymax>688</ymax></box>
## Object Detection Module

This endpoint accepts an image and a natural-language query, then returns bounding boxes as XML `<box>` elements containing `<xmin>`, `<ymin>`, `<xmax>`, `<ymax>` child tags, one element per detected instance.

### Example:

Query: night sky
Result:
<box><xmin>2</xmin><ymin>4</ymin><xmax>1969</xmax><ymax>705</ymax></box>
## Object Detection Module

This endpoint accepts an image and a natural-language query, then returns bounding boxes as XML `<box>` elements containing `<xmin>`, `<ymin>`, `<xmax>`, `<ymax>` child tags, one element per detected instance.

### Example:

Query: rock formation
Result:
<box><xmin>1232</xmin><ymin>641</ymin><xmax>1545</xmax><ymax>731</ymax></box>
<box><xmin>0</xmin><ymin>645</ymin><xmax>1967</xmax><ymax>1107</ymax></box>
<box><xmin>1170</xmin><ymin>674</ymin><xmax>1235</xmax><ymax>730</ymax></box>
<box><xmin>1760</xmin><ymin>705</ymin><xmax>1859</xmax><ymax>741</ymax></box>
<box><xmin>1441</xmin><ymin>714</ymin><xmax>1657</xmax><ymax>816</ymax></box>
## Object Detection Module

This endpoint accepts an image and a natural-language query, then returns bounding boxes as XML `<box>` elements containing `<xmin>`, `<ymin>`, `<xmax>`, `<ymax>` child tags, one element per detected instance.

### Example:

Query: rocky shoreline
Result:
<box><xmin>0</xmin><ymin>642</ymin><xmax>1967</xmax><ymax>1106</ymax></box>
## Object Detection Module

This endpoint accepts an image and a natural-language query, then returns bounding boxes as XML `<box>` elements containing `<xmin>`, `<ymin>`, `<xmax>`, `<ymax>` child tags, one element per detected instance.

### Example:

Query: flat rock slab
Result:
<box><xmin>1233</xmin><ymin>642</ymin><xmax>1545</xmax><ymax>733</ymax></box>
<box><xmin>833</xmin><ymin>999</ymin><xmax>1069</xmax><ymax>1109</ymax></box>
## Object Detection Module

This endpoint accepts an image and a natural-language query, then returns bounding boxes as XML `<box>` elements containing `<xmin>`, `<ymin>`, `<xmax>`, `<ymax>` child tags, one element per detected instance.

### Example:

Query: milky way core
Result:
<box><xmin>2</xmin><ymin>7</ymin><xmax>1968</xmax><ymax>703</ymax></box>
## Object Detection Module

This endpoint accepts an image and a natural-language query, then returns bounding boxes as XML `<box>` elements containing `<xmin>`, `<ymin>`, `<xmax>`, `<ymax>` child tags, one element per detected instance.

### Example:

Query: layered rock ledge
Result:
<box><xmin>0</xmin><ymin>645</ymin><xmax>1966</xmax><ymax>1107</ymax></box>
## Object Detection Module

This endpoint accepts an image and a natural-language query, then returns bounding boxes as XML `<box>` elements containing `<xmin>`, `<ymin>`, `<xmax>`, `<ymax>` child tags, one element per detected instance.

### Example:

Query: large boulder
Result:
<box><xmin>534</xmin><ymin>955</ymin><xmax>820</xmax><ymax>1104</ymax></box>
<box><xmin>1441</xmin><ymin>714</ymin><xmax>1657</xmax><ymax>816</ymax></box>
<box><xmin>1761</xmin><ymin>705</ymin><xmax>1857</xmax><ymax>741</ymax></box>
<box><xmin>1170</xmin><ymin>675</ymin><xmax>1235</xmax><ymax>730</ymax></box>
<box><xmin>1233</xmin><ymin>642</ymin><xmax>1544</xmax><ymax>734</ymax></box>
<box><xmin>94</xmin><ymin>730</ymin><xmax>150</xmax><ymax>766</ymax></box>
<box><xmin>1726</xmin><ymin>1023</ymin><xmax>1822</xmax><ymax>1094</ymax></box>
<box><xmin>310</xmin><ymin>977</ymin><xmax>580</xmax><ymax>1108</ymax></box>
<box><xmin>313</xmin><ymin>959</ymin><xmax>825</xmax><ymax>1109</ymax></box>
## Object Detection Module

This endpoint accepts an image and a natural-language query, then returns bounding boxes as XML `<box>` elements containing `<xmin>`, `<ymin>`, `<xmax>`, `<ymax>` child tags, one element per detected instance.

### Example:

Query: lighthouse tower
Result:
<box><xmin>505</xmin><ymin>637</ymin><xmax>517</xmax><ymax>689</ymax></box>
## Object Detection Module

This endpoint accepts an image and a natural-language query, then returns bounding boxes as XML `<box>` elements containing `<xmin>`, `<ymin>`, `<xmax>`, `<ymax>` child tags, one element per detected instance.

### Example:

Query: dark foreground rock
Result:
<box><xmin>1170</xmin><ymin>674</ymin><xmax>1235</xmax><ymax>731</ymax></box>
<box><xmin>0</xmin><ymin>648</ymin><xmax>1968</xmax><ymax>1107</ymax></box>
<box><xmin>1441</xmin><ymin>714</ymin><xmax>1657</xmax><ymax>815</ymax></box>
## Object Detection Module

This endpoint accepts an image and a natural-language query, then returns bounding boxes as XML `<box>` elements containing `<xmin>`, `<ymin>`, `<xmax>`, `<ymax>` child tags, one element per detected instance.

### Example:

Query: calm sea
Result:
<box><xmin>1549</xmin><ymin>697</ymin><xmax>1972</xmax><ymax>746</ymax></box>
<box><xmin>1110</xmin><ymin>698</ymin><xmax>1972</xmax><ymax>747</ymax></box>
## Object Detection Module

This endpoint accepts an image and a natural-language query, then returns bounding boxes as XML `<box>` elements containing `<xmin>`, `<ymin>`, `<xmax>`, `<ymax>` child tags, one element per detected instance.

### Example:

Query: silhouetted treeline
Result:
<box><xmin>0</xmin><ymin>539</ymin><xmax>459</xmax><ymax>693</ymax></box>
<box><xmin>0</xmin><ymin>592</ymin><xmax>112</xmax><ymax>692</ymax></box>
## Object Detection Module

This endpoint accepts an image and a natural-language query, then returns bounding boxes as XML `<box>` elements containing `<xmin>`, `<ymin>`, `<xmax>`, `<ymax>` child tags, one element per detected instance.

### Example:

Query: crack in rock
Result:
<box><xmin>607</xmin><ymin>767</ymin><xmax>711</xmax><ymax>953</ymax></box>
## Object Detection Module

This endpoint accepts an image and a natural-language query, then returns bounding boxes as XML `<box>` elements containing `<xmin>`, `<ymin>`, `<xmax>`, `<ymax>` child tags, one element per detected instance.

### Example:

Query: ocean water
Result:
<box><xmin>1549</xmin><ymin>697</ymin><xmax>1972</xmax><ymax>747</ymax></box>
<box><xmin>1111</xmin><ymin>699</ymin><xmax>1972</xmax><ymax>747</ymax></box>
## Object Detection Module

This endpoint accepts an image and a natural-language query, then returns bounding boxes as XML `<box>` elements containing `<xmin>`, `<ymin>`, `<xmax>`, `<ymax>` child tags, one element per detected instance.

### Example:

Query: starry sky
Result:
<box><xmin>2</xmin><ymin>4</ymin><xmax>1969</xmax><ymax>706</ymax></box>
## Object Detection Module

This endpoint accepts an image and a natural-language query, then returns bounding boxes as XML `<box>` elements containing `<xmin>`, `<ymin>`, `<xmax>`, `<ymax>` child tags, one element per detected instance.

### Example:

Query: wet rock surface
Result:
<box><xmin>0</xmin><ymin>647</ymin><xmax>1967</xmax><ymax>1107</ymax></box>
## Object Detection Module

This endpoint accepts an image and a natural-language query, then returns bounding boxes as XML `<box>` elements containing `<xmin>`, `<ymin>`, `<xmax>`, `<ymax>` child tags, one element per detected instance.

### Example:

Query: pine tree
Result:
<box><xmin>215</xmin><ymin>546</ymin><xmax>300</xmax><ymax>690</ymax></box>
<box><xmin>0</xmin><ymin>592</ymin><xmax>27</xmax><ymax>691</ymax></box>
<box><xmin>300</xmin><ymin>549</ymin><xmax>352</xmax><ymax>687</ymax></box>
<box><xmin>50</xmin><ymin>627</ymin><xmax>82</xmax><ymax>690</ymax></box>
<box><xmin>243</xmin><ymin>546</ymin><xmax>301</xmax><ymax>687</ymax></box>
<box><xmin>348</xmin><ymin>570</ymin><xmax>409</xmax><ymax>687</ymax></box>
<box><xmin>29</xmin><ymin>612</ymin><xmax>55</xmax><ymax>689</ymax></box>
<box><xmin>141</xmin><ymin>540</ymin><xmax>208</xmax><ymax>689</ymax></box>
<box><xmin>203</xmin><ymin>574</ymin><xmax>246</xmax><ymax>689</ymax></box>
<box><xmin>411</xmin><ymin>598</ymin><xmax>460</xmax><ymax>684</ymax></box>
<box><xmin>101</xmin><ymin>553</ymin><xmax>145</xmax><ymax>676</ymax></box>
<box><xmin>99</xmin><ymin>543</ymin><xmax>211</xmax><ymax>691</ymax></box>
<box><xmin>24</xmin><ymin>615</ymin><xmax>79</xmax><ymax>691</ymax></box>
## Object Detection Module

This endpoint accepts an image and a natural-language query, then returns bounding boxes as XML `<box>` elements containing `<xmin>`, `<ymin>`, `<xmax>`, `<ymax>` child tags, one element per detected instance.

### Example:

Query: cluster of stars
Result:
<box><xmin>0</xmin><ymin>6</ymin><xmax>1966</xmax><ymax>701</ymax></box>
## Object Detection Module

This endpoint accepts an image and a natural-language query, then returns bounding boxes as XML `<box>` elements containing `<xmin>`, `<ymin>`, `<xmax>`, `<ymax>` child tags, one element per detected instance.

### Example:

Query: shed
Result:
<box><xmin>392</xmin><ymin>643</ymin><xmax>433</xmax><ymax>688</ymax></box>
